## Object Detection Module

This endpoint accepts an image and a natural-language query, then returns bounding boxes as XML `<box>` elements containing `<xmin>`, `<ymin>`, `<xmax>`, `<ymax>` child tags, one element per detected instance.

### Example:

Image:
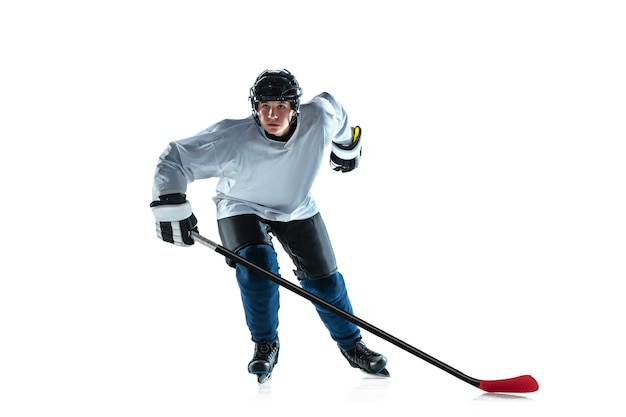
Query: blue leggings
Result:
<box><xmin>236</xmin><ymin>244</ymin><xmax>361</xmax><ymax>350</ymax></box>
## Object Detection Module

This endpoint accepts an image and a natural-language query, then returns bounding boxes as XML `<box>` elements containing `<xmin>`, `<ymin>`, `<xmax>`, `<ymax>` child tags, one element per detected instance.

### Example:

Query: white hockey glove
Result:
<box><xmin>330</xmin><ymin>125</ymin><xmax>362</xmax><ymax>173</ymax></box>
<box><xmin>150</xmin><ymin>193</ymin><xmax>198</xmax><ymax>246</ymax></box>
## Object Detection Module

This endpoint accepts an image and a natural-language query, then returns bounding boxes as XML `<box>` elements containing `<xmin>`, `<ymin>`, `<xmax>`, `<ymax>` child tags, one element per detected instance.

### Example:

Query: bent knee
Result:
<box><xmin>300</xmin><ymin>272</ymin><xmax>345</xmax><ymax>293</ymax></box>
<box><xmin>238</xmin><ymin>244</ymin><xmax>279</xmax><ymax>272</ymax></box>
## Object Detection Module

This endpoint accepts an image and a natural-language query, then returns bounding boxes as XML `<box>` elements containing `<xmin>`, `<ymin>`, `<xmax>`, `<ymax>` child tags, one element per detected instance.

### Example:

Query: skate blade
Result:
<box><xmin>256</xmin><ymin>373</ymin><xmax>272</xmax><ymax>384</ymax></box>
<box><xmin>361</xmin><ymin>368</ymin><xmax>390</xmax><ymax>378</ymax></box>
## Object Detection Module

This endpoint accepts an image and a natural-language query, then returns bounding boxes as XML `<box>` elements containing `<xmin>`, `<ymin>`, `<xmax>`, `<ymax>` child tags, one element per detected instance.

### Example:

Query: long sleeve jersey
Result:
<box><xmin>152</xmin><ymin>92</ymin><xmax>355</xmax><ymax>222</ymax></box>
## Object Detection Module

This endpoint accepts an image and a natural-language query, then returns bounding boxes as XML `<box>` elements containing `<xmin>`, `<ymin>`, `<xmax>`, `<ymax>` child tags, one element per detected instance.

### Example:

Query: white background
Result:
<box><xmin>1</xmin><ymin>1</ymin><xmax>624</xmax><ymax>416</ymax></box>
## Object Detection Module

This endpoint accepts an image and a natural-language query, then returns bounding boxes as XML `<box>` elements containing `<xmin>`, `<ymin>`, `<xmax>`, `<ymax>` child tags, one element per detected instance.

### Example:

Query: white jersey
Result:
<box><xmin>152</xmin><ymin>92</ymin><xmax>355</xmax><ymax>222</ymax></box>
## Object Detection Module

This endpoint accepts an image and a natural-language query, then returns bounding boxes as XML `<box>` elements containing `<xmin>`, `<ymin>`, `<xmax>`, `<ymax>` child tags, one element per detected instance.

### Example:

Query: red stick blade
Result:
<box><xmin>479</xmin><ymin>375</ymin><xmax>539</xmax><ymax>393</ymax></box>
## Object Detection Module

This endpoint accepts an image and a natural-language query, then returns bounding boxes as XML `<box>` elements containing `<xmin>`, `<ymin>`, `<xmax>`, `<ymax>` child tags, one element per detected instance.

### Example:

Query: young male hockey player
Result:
<box><xmin>150</xmin><ymin>69</ymin><xmax>389</xmax><ymax>383</ymax></box>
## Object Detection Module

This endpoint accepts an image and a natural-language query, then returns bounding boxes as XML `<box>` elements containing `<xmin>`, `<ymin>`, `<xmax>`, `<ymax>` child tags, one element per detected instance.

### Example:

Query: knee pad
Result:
<box><xmin>237</xmin><ymin>244</ymin><xmax>280</xmax><ymax>275</ymax></box>
<box><xmin>300</xmin><ymin>272</ymin><xmax>346</xmax><ymax>300</ymax></box>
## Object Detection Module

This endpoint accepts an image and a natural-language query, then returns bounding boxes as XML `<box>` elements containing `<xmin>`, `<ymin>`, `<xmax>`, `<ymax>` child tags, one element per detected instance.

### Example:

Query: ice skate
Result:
<box><xmin>248</xmin><ymin>339</ymin><xmax>279</xmax><ymax>384</ymax></box>
<box><xmin>340</xmin><ymin>339</ymin><xmax>390</xmax><ymax>377</ymax></box>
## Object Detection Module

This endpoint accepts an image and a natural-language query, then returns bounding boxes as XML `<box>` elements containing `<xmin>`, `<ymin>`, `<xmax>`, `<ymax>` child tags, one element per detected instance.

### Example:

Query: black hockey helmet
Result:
<box><xmin>249</xmin><ymin>69</ymin><xmax>303</xmax><ymax>113</ymax></box>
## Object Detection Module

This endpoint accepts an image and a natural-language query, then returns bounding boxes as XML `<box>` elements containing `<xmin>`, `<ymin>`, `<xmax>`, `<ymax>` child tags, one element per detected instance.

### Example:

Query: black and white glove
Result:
<box><xmin>330</xmin><ymin>125</ymin><xmax>362</xmax><ymax>173</ymax></box>
<box><xmin>150</xmin><ymin>193</ymin><xmax>198</xmax><ymax>246</ymax></box>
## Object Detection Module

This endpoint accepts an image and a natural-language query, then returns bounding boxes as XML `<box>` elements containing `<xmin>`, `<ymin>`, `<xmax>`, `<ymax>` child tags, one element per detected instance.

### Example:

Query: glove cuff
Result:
<box><xmin>152</xmin><ymin>201</ymin><xmax>193</xmax><ymax>222</ymax></box>
<box><xmin>150</xmin><ymin>193</ymin><xmax>187</xmax><ymax>207</ymax></box>
<box><xmin>331</xmin><ymin>126</ymin><xmax>362</xmax><ymax>160</ymax></box>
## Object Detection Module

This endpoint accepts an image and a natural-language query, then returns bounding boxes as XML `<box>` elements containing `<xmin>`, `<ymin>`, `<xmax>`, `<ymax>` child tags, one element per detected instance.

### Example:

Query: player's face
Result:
<box><xmin>256</xmin><ymin>101</ymin><xmax>295</xmax><ymax>137</ymax></box>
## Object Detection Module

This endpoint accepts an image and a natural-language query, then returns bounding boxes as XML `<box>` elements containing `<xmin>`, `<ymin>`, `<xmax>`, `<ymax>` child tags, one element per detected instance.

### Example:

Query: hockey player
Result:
<box><xmin>150</xmin><ymin>69</ymin><xmax>389</xmax><ymax>383</ymax></box>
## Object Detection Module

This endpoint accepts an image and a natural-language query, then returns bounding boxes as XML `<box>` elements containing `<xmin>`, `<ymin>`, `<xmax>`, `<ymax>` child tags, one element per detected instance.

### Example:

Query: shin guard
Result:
<box><xmin>236</xmin><ymin>244</ymin><xmax>280</xmax><ymax>342</ymax></box>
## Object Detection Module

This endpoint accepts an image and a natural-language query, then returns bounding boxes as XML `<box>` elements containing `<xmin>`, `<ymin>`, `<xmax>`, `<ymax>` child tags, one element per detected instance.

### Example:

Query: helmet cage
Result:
<box><xmin>249</xmin><ymin>69</ymin><xmax>303</xmax><ymax>113</ymax></box>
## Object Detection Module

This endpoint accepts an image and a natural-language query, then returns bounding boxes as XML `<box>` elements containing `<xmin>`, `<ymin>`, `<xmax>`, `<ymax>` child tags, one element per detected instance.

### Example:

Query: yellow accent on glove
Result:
<box><xmin>351</xmin><ymin>126</ymin><xmax>361</xmax><ymax>144</ymax></box>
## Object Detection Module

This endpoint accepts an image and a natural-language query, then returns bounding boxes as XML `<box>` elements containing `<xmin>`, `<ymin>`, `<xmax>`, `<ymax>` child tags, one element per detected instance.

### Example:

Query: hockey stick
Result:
<box><xmin>191</xmin><ymin>231</ymin><xmax>538</xmax><ymax>393</ymax></box>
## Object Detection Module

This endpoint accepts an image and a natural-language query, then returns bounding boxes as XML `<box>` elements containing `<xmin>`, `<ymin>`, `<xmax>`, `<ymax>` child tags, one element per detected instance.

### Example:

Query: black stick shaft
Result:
<box><xmin>191</xmin><ymin>232</ymin><xmax>480</xmax><ymax>388</ymax></box>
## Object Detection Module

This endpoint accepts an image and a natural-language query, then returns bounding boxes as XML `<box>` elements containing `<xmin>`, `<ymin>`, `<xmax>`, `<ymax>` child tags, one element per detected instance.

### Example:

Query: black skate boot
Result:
<box><xmin>248</xmin><ymin>338</ymin><xmax>279</xmax><ymax>384</ymax></box>
<box><xmin>340</xmin><ymin>339</ymin><xmax>390</xmax><ymax>377</ymax></box>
